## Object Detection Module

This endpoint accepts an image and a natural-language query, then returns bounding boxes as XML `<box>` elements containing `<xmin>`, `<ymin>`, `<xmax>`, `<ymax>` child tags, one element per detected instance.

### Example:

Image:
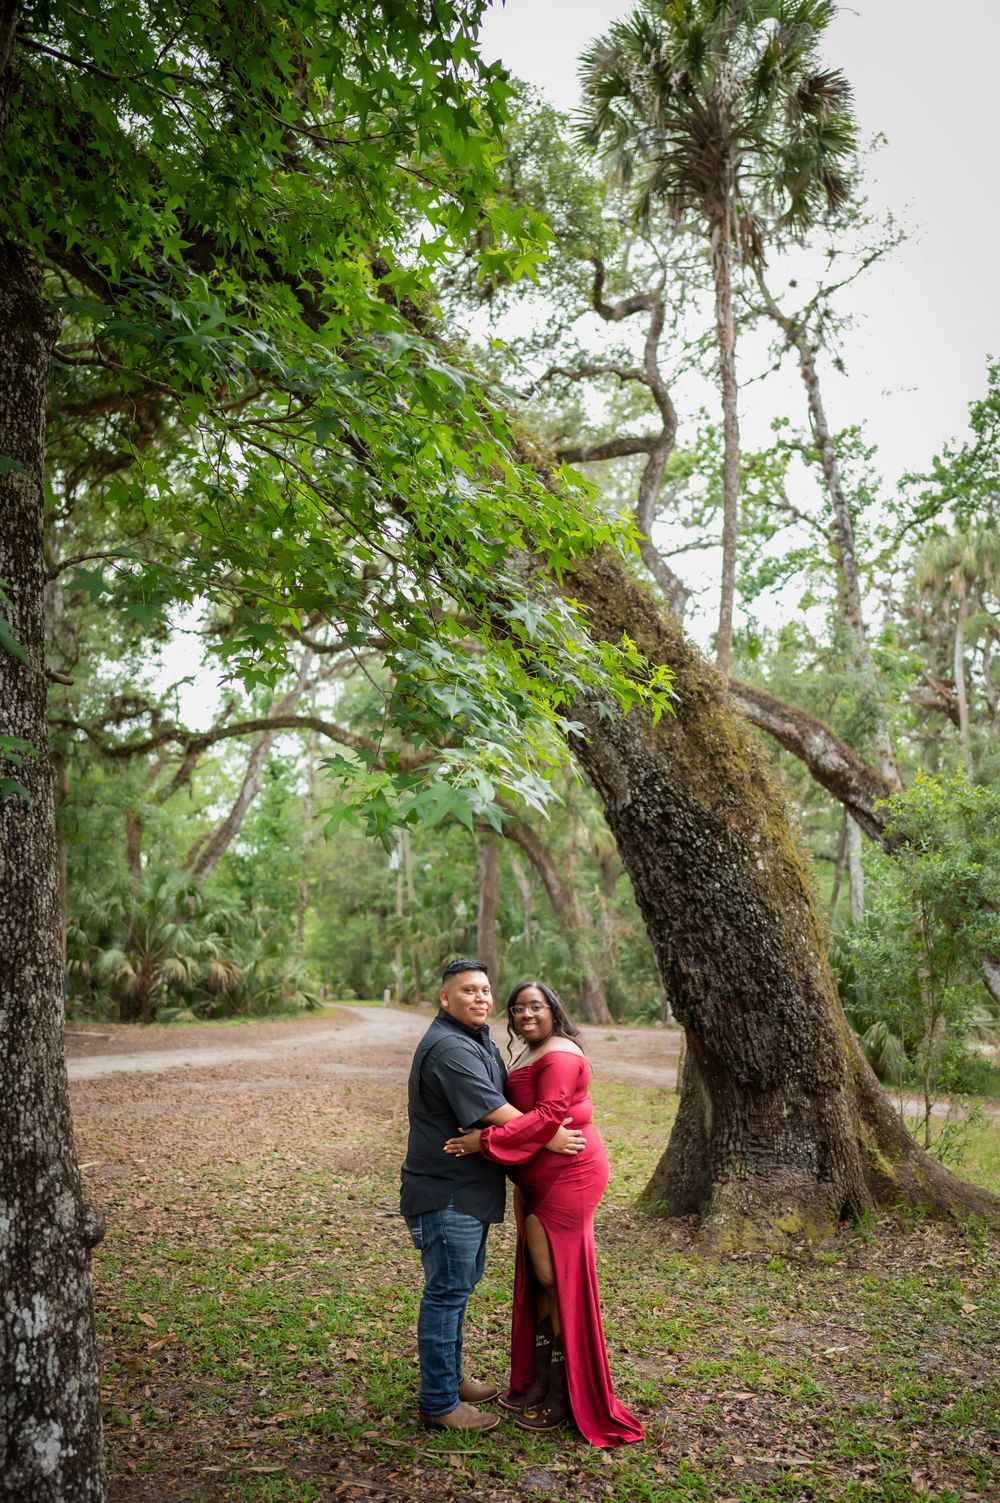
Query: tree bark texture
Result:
<box><xmin>500</xmin><ymin>816</ymin><xmax>612</xmax><ymax>1024</ymax></box>
<box><xmin>561</xmin><ymin>547</ymin><xmax>999</xmax><ymax>1246</ymax></box>
<box><xmin>0</xmin><ymin>242</ymin><xmax>106</xmax><ymax>1499</ymax></box>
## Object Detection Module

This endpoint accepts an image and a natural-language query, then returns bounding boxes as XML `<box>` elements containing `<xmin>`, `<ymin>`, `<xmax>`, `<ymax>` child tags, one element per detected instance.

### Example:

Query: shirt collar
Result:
<box><xmin>436</xmin><ymin>1008</ymin><xmax>493</xmax><ymax>1047</ymax></box>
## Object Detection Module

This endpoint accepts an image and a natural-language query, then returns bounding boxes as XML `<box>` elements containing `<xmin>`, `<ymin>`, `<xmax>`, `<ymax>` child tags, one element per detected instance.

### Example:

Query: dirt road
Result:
<box><xmin>66</xmin><ymin>1007</ymin><xmax>998</xmax><ymax>1123</ymax></box>
<box><xmin>66</xmin><ymin>1006</ymin><xmax>684</xmax><ymax>1090</ymax></box>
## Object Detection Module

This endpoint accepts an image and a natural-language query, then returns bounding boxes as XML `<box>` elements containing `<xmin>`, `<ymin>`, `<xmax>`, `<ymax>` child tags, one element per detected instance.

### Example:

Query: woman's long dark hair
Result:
<box><xmin>505</xmin><ymin>978</ymin><xmax>583</xmax><ymax>1058</ymax></box>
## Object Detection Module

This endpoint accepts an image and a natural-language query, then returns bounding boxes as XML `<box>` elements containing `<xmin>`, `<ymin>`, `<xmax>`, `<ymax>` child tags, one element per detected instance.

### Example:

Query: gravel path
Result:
<box><xmin>65</xmin><ymin>1007</ymin><xmax>997</xmax><ymax>1119</ymax></box>
<box><xmin>66</xmin><ymin>1005</ymin><xmax>684</xmax><ymax>1089</ymax></box>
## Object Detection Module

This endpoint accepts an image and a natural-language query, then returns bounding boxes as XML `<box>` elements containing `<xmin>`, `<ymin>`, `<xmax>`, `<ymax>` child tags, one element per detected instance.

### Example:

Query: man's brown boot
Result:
<box><xmin>420</xmin><ymin>1401</ymin><xmax>501</xmax><ymax>1433</ymax></box>
<box><xmin>458</xmin><ymin>1377</ymin><xmax>500</xmax><ymax>1403</ymax></box>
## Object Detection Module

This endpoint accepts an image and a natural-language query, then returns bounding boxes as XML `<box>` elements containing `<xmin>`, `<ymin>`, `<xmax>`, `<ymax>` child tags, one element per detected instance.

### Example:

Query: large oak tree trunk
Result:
<box><xmin>562</xmin><ymin>548</ymin><xmax>999</xmax><ymax>1247</ymax></box>
<box><xmin>0</xmin><ymin>242</ymin><xmax>106</xmax><ymax>1499</ymax></box>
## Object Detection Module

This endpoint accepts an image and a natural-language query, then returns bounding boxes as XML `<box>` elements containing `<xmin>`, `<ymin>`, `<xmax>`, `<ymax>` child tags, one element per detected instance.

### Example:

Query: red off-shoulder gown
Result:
<box><xmin>479</xmin><ymin>1049</ymin><xmax>644</xmax><ymax>1447</ymax></box>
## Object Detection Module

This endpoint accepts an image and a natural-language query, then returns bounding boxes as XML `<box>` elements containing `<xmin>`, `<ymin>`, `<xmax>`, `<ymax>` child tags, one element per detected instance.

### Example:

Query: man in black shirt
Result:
<box><xmin>401</xmin><ymin>958</ymin><xmax>582</xmax><ymax>1432</ymax></box>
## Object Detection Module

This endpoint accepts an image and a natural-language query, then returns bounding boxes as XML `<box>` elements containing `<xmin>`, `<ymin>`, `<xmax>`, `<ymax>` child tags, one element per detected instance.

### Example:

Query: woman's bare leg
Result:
<box><xmin>524</xmin><ymin>1214</ymin><xmax>559</xmax><ymax>1335</ymax></box>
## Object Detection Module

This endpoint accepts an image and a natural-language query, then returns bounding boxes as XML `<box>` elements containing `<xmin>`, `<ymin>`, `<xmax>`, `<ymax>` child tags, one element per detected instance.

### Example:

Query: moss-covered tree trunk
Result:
<box><xmin>563</xmin><ymin>549</ymin><xmax>998</xmax><ymax>1247</ymax></box>
<box><xmin>0</xmin><ymin>243</ymin><xmax>106</xmax><ymax>1498</ymax></box>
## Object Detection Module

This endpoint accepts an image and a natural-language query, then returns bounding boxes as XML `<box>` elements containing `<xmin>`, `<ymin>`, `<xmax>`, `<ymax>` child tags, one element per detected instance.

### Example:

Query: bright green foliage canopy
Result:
<box><xmin>2</xmin><ymin>0</ymin><xmax>673</xmax><ymax>839</ymax></box>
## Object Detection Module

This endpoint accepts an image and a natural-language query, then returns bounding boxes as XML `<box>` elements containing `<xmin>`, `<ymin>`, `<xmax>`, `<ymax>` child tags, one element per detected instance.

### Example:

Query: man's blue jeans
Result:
<box><xmin>404</xmin><ymin>1201</ymin><xmax>490</xmax><ymax>1416</ymax></box>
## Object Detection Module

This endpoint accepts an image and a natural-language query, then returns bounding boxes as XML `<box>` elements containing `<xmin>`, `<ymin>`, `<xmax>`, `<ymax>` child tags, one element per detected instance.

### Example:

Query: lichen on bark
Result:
<box><xmin>0</xmin><ymin>241</ymin><xmax>106</xmax><ymax>1501</ymax></box>
<box><xmin>560</xmin><ymin>546</ymin><xmax>999</xmax><ymax>1248</ymax></box>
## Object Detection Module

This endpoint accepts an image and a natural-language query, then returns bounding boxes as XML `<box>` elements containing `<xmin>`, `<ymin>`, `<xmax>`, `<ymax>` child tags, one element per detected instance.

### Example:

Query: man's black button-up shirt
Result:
<box><xmin>400</xmin><ymin>1009</ymin><xmax>509</xmax><ymax>1223</ymax></box>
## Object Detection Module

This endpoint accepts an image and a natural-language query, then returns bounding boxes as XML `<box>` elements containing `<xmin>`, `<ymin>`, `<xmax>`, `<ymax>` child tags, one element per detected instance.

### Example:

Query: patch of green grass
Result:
<box><xmin>81</xmin><ymin>1075</ymin><xmax>999</xmax><ymax>1503</ymax></box>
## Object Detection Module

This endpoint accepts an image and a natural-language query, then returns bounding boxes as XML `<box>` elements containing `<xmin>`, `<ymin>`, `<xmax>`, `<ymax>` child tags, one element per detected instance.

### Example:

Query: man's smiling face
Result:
<box><xmin>439</xmin><ymin>969</ymin><xmax>493</xmax><ymax>1029</ymax></box>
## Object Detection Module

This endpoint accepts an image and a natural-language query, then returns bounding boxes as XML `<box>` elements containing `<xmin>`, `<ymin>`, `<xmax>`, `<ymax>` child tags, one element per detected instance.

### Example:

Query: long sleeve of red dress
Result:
<box><xmin>478</xmin><ymin>1053</ymin><xmax>583</xmax><ymax>1164</ymax></box>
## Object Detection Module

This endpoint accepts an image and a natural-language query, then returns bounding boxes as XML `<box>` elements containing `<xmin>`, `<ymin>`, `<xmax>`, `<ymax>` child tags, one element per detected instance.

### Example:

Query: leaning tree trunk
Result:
<box><xmin>375</xmin><ymin>254</ymin><xmax>999</xmax><ymax>1246</ymax></box>
<box><xmin>711</xmin><ymin>200</ymin><xmax>741</xmax><ymax>678</ymax></box>
<box><xmin>562</xmin><ymin>547</ymin><xmax>999</xmax><ymax>1247</ymax></box>
<box><xmin>186</xmin><ymin>653</ymin><xmax>313</xmax><ymax>882</ymax></box>
<box><xmin>0</xmin><ymin>243</ymin><xmax>106</xmax><ymax>1498</ymax></box>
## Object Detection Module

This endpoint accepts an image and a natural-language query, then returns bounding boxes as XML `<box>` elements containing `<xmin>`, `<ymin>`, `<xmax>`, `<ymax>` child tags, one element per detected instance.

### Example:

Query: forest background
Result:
<box><xmin>53</xmin><ymin>2</ymin><xmax>1000</xmax><ymax>1127</ymax></box>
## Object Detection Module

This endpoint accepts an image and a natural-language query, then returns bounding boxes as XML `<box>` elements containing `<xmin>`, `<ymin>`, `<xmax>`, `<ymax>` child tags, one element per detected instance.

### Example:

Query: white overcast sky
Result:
<box><xmin>478</xmin><ymin>0</ymin><xmax>1000</xmax><ymax>486</ymax></box>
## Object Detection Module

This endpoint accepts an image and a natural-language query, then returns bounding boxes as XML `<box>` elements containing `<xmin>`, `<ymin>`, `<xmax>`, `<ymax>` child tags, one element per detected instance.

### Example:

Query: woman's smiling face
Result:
<box><xmin>510</xmin><ymin>984</ymin><xmax>554</xmax><ymax>1045</ymax></box>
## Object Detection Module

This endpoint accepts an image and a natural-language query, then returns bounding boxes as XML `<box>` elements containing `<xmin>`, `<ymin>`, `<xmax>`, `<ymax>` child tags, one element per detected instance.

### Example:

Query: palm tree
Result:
<box><xmin>578</xmin><ymin>0</ymin><xmax>856</xmax><ymax>673</ymax></box>
<box><xmin>916</xmin><ymin>528</ymin><xmax>1000</xmax><ymax>773</ymax></box>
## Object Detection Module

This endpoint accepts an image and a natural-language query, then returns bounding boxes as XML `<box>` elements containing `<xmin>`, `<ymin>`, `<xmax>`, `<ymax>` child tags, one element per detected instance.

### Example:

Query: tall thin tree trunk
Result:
<box><xmin>509</xmin><ymin>852</ymin><xmax>534</xmax><ymax>947</ymax></box>
<box><xmin>476</xmin><ymin>834</ymin><xmax>501</xmax><ymax>998</ymax></box>
<box><xmin>295</xmin><ymin>732</ymin><xmax>317</xmax><ymax>958</ymax></box>
<box><xmin>53</xmin><ymin>749</ymin><xmax>70</xmax><ymax>964</ymax></box>
<box><xmin>499</xmin><ymin>815</ymin><xmax>612</xmax><ymax>1024</ymax></box>
<box><xmin>797</xmin><ymin>344</ymin><xmax>899</xmax><ymax>785</ymax></box>
<box><xmin>125</xmin><ymin>810</ymin><xmax>144</xmax><ymax>882</ymax></box>
<box><xmin>954</xmin><ymin>578</ymin><xmax>972</xmax><ymax>774</ymax></box>
<box><xmin>828</xmin><ymin>812</ymin><xmax>848</xmax><ymax>920</ymax></box>
<box><xmin>0</xmin><ymin>241</ymin><xmax>106</xmax><ymax>1500</ymax></box>
<box><xmin>846</xmin><ymin>816</ymin><xmax>865</xmax><ymax>923</ymax></box>
<box><xmin>712</xmin><ymin>200</ymin><xmax>741</xmax><ymax>677</ymax></box>
<box><xmin>402</xmin><ymin>827</ymin><xmax>422</xmax><ymax>1002</ymax></box>
<box><xmin>758</xmin><ymin>278</ymin><xmax>900</xmax><ymax>789</ymax></box>
<box><xmin>394</xmin><ymin>843</ymin><xmax>405</xmax><ymax>1003</ymax></box>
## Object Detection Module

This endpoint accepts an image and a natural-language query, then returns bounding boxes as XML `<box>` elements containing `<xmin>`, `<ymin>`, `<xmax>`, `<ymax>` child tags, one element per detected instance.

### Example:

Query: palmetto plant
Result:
<box><xmin>68</xmin><ymin>870</ymin><xmax>326</xmax><ymax>1023</ymax></box>
<box><xmin>578</xmin><ymin>0</ymin><xmax>856</xmax><ymax>674</ymax></box>
<box><xmin>68</xmin><ymin>870</ymin><xmax>243</xmax><ymax>1023</ymax></box>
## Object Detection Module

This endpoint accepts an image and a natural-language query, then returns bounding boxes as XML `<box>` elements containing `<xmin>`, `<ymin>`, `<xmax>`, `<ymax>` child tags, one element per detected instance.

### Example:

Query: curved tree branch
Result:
<box><xmin>729</xmin><ymin>678</ymin><xmax>893</xmax><ymax>840</ymax></box>
<box><xmin>53</xmin><ymin>711</ymin><xmax>436</xmax><ymax>771</ymax></box>
<box><xmin>556</xmin><ymin>435</ymin><xmax>658</xmax><ymax>463</ymax></box>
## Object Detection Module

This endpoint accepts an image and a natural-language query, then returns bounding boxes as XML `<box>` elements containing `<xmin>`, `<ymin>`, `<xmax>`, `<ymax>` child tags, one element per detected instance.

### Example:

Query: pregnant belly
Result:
<box><xmin>512</xmin><ymin>1126</ymin><xmax>610</xmax><ymax>1218</ymax></box>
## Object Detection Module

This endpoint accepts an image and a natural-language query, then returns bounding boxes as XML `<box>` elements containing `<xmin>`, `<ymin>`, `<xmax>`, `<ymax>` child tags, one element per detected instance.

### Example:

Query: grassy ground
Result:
<box><xmin>76</xmin><ymin>1066</ymin><xmax>999</xmax><ymax>1503</ymax></box>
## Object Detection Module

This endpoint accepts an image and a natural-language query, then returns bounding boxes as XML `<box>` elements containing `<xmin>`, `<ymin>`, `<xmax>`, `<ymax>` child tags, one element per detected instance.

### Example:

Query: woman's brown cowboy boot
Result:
<box><xmin>514</xmin><ymin>1335</ymin><xmax>571</xmax><ymax>1432</ymax></box>
<box><xmin>498</xmin><ymin>1315</ymin><xmax>554</xmax><ymax>1413</ymax></box>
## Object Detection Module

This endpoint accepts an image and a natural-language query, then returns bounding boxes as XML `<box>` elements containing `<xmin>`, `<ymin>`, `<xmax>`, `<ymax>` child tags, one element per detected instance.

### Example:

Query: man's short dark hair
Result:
<box><xmin>441</xmin><ymin>958</ymin><xmax>489</xmax><ymax>984</ymax></box>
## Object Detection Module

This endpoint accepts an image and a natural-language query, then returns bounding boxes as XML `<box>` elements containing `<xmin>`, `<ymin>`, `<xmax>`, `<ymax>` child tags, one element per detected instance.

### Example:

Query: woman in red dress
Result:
<box><xmin>444</xmin><ymin>980</ymin><xmax>643</xmax><ymax>1447</ymax></box>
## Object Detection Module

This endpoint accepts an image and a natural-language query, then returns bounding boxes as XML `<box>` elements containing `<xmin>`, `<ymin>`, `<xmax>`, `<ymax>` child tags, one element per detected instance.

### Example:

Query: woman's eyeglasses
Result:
<box><xmin>511</xmin><ymin>1003</ymin><xmax>549</xmax><ymax>1016</ymax></box>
